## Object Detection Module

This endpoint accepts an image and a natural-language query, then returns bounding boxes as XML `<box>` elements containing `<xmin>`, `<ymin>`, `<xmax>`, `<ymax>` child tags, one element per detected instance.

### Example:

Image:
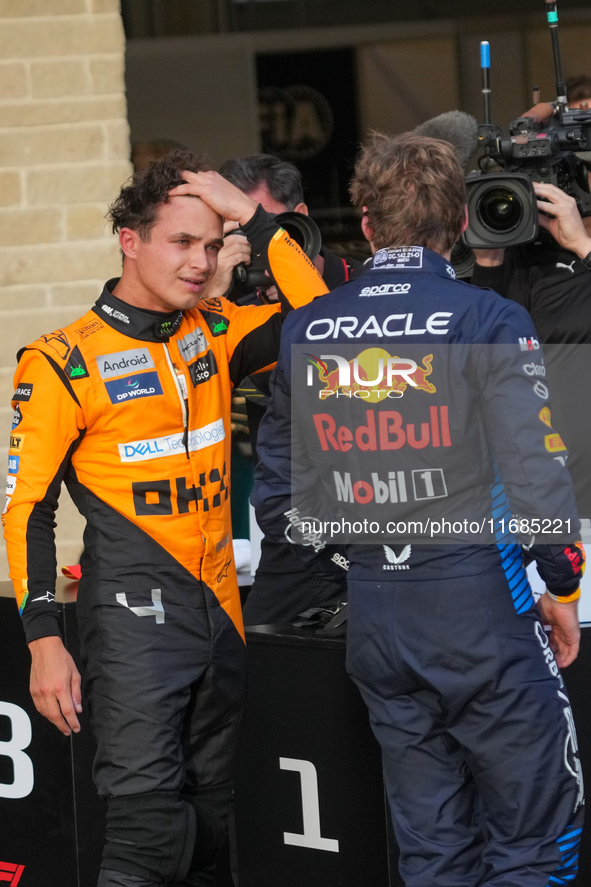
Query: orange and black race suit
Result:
<box><xmin>3</xmin><ymin>207</ymin><xmax>327</xmax><ymax>645</ymax></box>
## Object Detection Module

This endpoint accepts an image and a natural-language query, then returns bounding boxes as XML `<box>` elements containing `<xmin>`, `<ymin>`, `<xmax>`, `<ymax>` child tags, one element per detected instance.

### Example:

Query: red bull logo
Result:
<box><xmin>305</xmin><ymin>349</ymin><xmax>436</xmax><ymax>402</ymax></box>
<box><xmin>313</xmin><ymin>407</ymin><xmax>451</xmax><ymax>452</ymax></box>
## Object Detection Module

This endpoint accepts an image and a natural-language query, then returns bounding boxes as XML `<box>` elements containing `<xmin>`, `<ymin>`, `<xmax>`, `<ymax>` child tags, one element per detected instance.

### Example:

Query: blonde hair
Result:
<box><xmin>350</xmin><ymin>131</ymin><xmax>466</xmax><ymax>253</ymax></box>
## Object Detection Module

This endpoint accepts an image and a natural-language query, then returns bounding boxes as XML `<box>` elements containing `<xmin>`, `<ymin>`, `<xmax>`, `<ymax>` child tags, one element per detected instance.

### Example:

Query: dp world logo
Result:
<box><xmin>105</xmin><ymin>372</ymin><xmax>163</xmax><ymax>404</ymax></box>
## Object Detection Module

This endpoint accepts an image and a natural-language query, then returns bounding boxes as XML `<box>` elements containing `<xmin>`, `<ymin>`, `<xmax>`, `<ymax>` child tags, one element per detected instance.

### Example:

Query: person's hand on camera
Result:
<box><xmin>202</xmin><ymin>227</ymin><xmax>251</xmax><ymax>300</ymax></box>
<box><xmin>169</xmin><ymin>170</ymin><xmax>258</xmax><ymax>226</ymax></box>
<box><xmin>534</xmin><ymin>181</ymin><xmax>591</xmax><ymax>258</ymax></box>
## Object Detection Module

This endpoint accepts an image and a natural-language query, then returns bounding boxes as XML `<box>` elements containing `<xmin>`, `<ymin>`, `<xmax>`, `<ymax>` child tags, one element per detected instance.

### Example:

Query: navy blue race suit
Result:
<box><xmin>253</xmin><ymin>245</ymin><xmax>585</xmax><ymax>887</ymax></box>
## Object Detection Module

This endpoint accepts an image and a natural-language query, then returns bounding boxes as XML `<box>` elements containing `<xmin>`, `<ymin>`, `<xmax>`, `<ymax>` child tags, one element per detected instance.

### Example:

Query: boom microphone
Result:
<box><xmin>415</xmin><ymin>110</ymin><xmax>479</xmax><ymax>169</ymax></box>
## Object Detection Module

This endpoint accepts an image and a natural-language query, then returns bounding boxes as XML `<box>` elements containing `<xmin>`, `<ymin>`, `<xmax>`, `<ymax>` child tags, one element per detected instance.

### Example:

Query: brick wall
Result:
<box><xmin>0</xmin><ymin>0</ymin><xmax>132</xmax><ymax>583</ymax></box>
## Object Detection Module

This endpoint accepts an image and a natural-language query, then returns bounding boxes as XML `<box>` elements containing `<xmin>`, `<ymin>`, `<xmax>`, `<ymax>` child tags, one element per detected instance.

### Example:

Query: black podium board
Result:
<box><xmin>1</xmin><ymin>582</ymin><xmax>590</xmax><ymax>886</ymax></box>
<box><xmin>234</xmin><ymin>625</ymin><xmax>401</xmax><ymax>887</ymax></box>
<box><xmin>0</xmin><ymin>581</ymin><xmax>104</xmax><ymax>887</ymax></box>
<box><xmin>235</xmin><ymin>622</ymin><xmax>591</xmax><ymax>887</ymax></box>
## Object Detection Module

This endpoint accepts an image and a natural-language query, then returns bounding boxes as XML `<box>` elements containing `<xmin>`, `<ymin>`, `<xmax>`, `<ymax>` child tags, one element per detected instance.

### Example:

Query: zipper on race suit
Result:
<box><xmin>162</xmin><ymin>343</ymin><xmax>190</xmax><ymax>458</ymax></box>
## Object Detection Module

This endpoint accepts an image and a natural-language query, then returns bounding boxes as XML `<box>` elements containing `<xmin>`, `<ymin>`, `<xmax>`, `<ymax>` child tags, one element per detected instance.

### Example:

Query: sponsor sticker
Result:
<box><xmin>65</xmin><ymin>345</ymin><xmax>90</xmax><ymax>380</ymax></box>
<box><xmin>178</xmin><ymin>327</ymin><xmax>207</xmax><ymax>363</ymax></box>
<box><xmin>101</xmin><ymin>303</ymin><xmax>130</xmax><ymax>324</ymax></box>
<box><xmin>539</xmin><ymin>406</ymin><xmax>552</xmax><ymax>427</ymax></box>
<box><xmin>188</xmin><ymin>350</ymin><xmax>218</xmax><ymax>387</ymax></box>
<box><xmin>519</xmin><ymin>336</ymin><xmax>540</xmax><ymax>351</ymax></box>
<box><xmin>119</xmin><ymin>417</ymin><xmax>226</xmax><ymax>462</ymax></box>
<box><xmin>200</xmin><ymin>309</ymin><xmax>230</xmax><ymax>337</ymax></box>
<box><xmin>9</xmin><ymin>434</ymin><xmax>24</xmax><ymax>452</ymax></box>
<box><xmin>8</xmin><ymin>456</ymin><xmax>19</xmax><ymax>474</ymax></box>
<box><xmin>545</xmin><ymin>433</ymin><xmax>567</xmax><ymax>453</ymax></box>
<box><xmin>6</xmin><ymin>476</ymin><xmax>16</xmax><ymax>496</ymax></box>
<box><xmin>13</xmin><ymin>384</ymin><xmax>33</xmax><ymax>402</ymax></box>
<box><xmin>533</xmin><ymin>380</ymin><xmax>549</xmax><ymax>400</ymax></box>
<box><xmin>11</xmin><ymin>405</ymin><xmax>22</xmax><ymax>428</ymax></box>
<box><xmin>155</xmin><ymin>313</ymin><xmax>182</xmax><ymax>339</ymax></box>
<box><xmin>313</xmin><ymin>407</ymin><xmax>450</xmax><ymax>452</ymax></box>
<box><xmin>359</xmin><ymin>283</ymin><xmax>412</xmax><ymax>297</ymax></box>
<box><xmin>105</xmin><ymin>371</ymin><xmax>163</xmax><ymax>404</ymax></box>
<box><xmin>283</xmin><ymin>507</ymin><xmax>326</xmax><ymax>552</ymax></box>
<box><xmin>522</xmin><ymin>362</ymin><xmax>546</xmax><ymax>377</ymax></box>
<box><xmin>97</xmin><ymin>348</ymin><xmax>155</xmax><ymax>380</ymax></box>
<box><xmin>74</xmin><ymin>319</ymin><xmax>104</xmax><ymax>339</ymax></box>
<box><xmin>0</xmin><ymin>860</ymin><xmax>25</xmax><ymax>885</ymax></box>
<box><xmin>372</xmin><ymin>247</ymin><xmax>423</xmax><ymax>269</ymax></box>
<box><xmin>383</xmin><ymin>543</ymin><xmax>411</xmax><ymax>570</ymax></box>
<box><xmin>305</xmin><ymin>312</ymin><xmax>452</xmax><ymax>340</ymax></box>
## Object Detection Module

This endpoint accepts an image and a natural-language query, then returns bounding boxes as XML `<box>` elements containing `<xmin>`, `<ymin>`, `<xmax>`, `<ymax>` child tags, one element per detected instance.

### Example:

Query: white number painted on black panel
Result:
<box><xmin>280</xmin><ymin>757</ymin><xmax>339</xmax><ymax>852</ymax></box>
<box><xmin>0</xmin><ymin>702</ymin><xmax>34</xmax><ymax>799</ymax></box>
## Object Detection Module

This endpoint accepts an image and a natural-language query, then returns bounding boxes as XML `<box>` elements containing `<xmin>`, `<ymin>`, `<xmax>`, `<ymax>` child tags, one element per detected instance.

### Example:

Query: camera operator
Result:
<box><xmin>567</xmin><ymin>73</ymin><xmax>591</xmax><ymax>109</ymax></box>
<box><xmin>207</xmin><ymin>154</ymin><xmax>363</xmax><ymax>627</ymax></box>
<box><xmin>472</xmin><ymin>179</ymin><xmax>591</xmax><ymax>516</ymax></box>
<box><xmin>212</xmin><ymin>154</ymin><xmax>363</xmax><ymax>306</ymax></box>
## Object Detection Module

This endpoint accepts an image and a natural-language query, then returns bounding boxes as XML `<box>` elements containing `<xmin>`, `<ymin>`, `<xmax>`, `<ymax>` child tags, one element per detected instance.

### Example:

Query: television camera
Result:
<box><xmin>464</xmin><ymin>0</ymin><xmax>591</xmax><ymax>249</ymax></box>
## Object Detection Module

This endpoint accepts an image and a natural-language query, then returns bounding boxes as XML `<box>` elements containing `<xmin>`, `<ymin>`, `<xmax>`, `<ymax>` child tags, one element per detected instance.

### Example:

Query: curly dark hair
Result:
<box><xmin>108</xmin><ymin>149</ymin><xmax>211</xmax><ymax>240</ymax></box>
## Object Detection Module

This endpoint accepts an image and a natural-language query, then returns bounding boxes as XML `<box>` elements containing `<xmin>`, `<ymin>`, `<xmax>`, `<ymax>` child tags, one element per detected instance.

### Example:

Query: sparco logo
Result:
<box><xmin>359</xmin><ymin>283</ymin><xmax>411</xmax><ymax>297</ymax></box>
<box><xmin>97</xmin><ymin>348</ymin><xmax>155</xmax><ymax>379</ymax></box>
<box><xmin>519</xmin><ymin>336</ymin><xmax>540</xmax><ymax>351</ymax></box>
<box><xmin>305</xmin><ymin>312</ymin><xmax>452</xmax><ymax>340</ymax></box>
<box><xmin>283</xmin><ymin>507</ymin><xmax>326</xmax><ymax>552</ymax></box>
<box><xmin>332</xmin><ymin>552</ymin><xmax>350</xmax><ymax>570</ymax></box>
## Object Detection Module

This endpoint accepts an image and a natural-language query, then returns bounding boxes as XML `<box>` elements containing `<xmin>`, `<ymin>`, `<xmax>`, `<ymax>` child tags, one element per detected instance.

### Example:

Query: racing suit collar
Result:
<box><xmin>92</xmin><ymin>279</ymin><xmax>184</xmax><ymax>342</ymax></box>
<box><xmin>370</xmin><ymin>246</ymin><xmax>456</xmax><ymax>280</ymax></box>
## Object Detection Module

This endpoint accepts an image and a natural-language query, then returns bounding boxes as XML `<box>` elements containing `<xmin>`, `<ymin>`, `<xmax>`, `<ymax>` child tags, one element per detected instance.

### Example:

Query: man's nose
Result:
<box><xmin>188</xmin><ymin>246</ymin><xmax>209</xmax><ymax>272</ymax></box>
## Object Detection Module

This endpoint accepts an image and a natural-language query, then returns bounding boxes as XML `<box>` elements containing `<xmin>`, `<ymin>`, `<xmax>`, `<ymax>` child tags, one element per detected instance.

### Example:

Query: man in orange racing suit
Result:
<box><xmin>3</xmin><ymin>150</ymin><xmax>327</xmax><ymax>887</ymax></box>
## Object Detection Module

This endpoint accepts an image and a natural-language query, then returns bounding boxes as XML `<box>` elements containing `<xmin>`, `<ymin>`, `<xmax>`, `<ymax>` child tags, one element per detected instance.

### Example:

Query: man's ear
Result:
<box><xmin>361</xmin><ymin>211</ymin><xmax>375</xmax><ymax>247</ymax></box>
<box><xmin>119</xmin><ymin>227</ymin><xmax>139</xmax><ymax>260</ymax></box>
<box><xmin>461</xmin><ymin>205</ymin><xmax>469</xmax><ymax>235</ymax></box>
<box><xmin>293</xmin><ymin>202</ymin><xmax>309</xmax><ymax>216</ymax></box>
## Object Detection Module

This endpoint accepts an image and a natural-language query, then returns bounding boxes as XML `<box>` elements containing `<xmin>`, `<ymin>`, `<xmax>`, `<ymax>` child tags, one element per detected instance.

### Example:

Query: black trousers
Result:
<box><xmin>346</xmin><ymin>571</ymin><xmax>584</xmax><ymax>887</ymax></box>
<box><xmin>77</xmin><ymin>571</ymin><xmax>246</xmax><ymax>885</ymax></box>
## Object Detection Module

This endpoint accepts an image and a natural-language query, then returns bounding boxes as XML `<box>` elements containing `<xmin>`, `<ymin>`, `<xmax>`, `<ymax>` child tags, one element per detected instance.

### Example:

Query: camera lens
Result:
<box><xmin>478</xmin><ymin>186</ymin><xmax>523</xmax><ymax>232</ymax></box>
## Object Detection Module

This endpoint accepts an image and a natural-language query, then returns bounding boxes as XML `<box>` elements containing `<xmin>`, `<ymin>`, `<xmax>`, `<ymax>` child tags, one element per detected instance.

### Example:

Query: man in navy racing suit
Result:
<box><xmin>253</xmin><ymin>132</ymin><xmax>585</xmax><ymax>887</ymax></box>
